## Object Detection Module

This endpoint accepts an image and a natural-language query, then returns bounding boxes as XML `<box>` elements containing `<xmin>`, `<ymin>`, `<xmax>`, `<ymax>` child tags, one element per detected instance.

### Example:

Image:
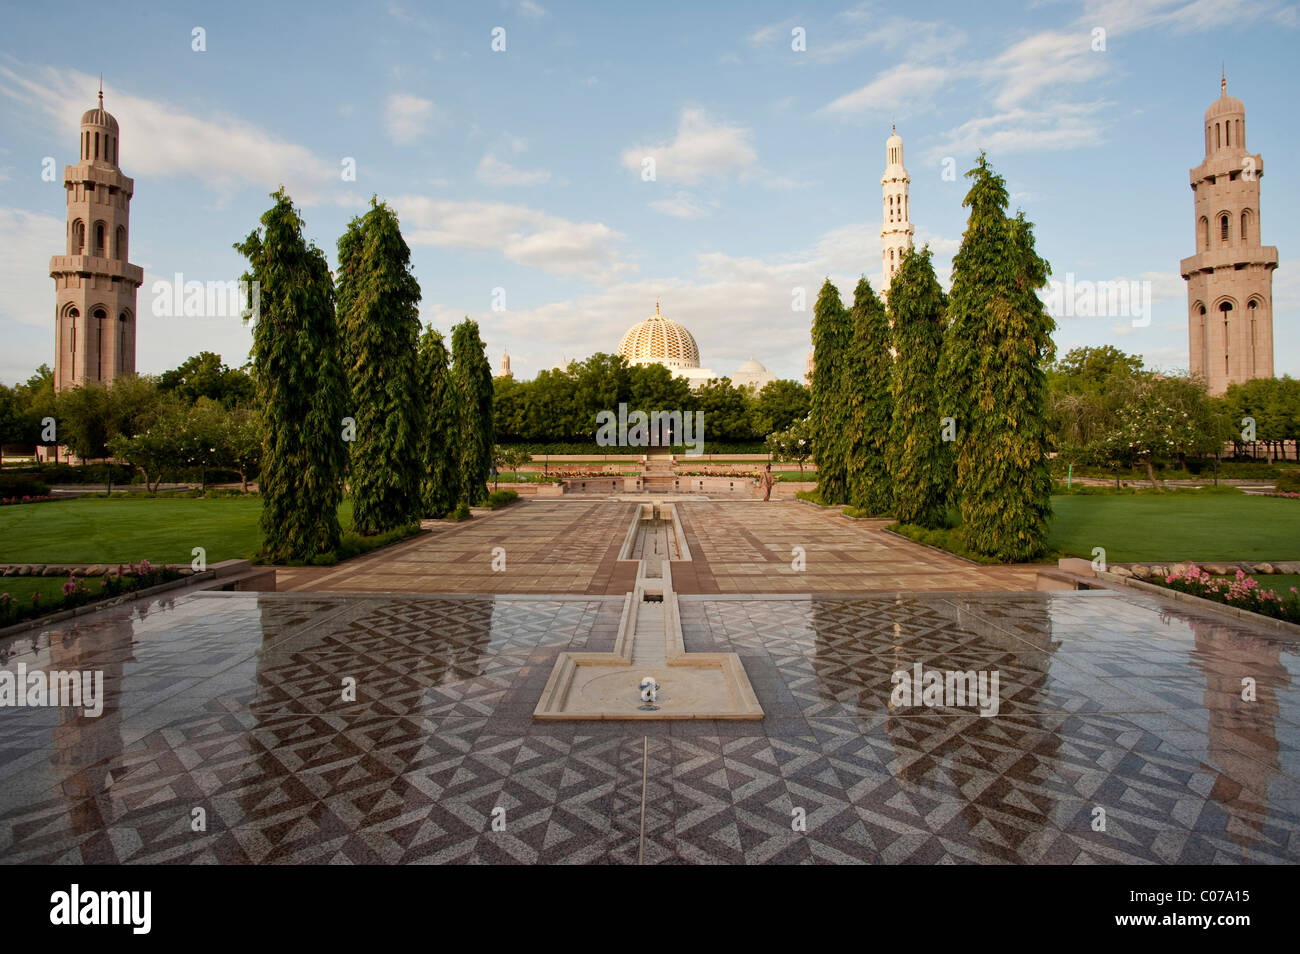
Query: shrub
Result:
<box><xmin>452</xmin><ymin>502</ymin><xmax>472</xmax><ymax>521</ymax></box>
<box><xmin>0</xmin><ymin>475</ymin><xmax>50</xmax><ymax>497</ymax></box>
<box><xmin>486</xmin><ymin>489</ymin><xmax>518</xmax><ymax>510</ymax></box>
<box><xmin>1276</xmin><ymin>470</ymin><xmax>1300</xmax><ymax>493</ymax></box>
<box><xmin>1159</xmin><ymin>564</ymin><xmax>1300</xmax><ymax>624</ymax></box>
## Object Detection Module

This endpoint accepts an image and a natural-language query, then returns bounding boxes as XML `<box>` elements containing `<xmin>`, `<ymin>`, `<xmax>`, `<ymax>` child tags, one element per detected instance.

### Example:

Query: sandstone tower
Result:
<box><xmin>1180</xmin><ymin>76</ymin><xmax>1277</xmax><ymax>396</ymax></box>
<box><xmin>49</xmin><ymin>88</ymin><xmax>143</xmax><ymax>392</ymax></box>
<box><xmin>880</xmin><ymin>125</ymin><xmax>913</xmax><ymax>291</ymax></box>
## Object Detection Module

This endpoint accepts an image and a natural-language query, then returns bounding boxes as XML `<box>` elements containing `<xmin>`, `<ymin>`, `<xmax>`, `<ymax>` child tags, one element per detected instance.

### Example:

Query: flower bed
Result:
<box><xmin>0</xmin><ymin>560</ymin><xmax>183</xmax><ymax>627</ymax></box>
<box><xmin>1</xmin><ymin>495</ymin><xmax>56</xmax><ymax>505</ymax></box>
<box><xmin>1158</xmin><ymin>564</ymin><xmax>1300</xmax><ymax>625</ymax></box>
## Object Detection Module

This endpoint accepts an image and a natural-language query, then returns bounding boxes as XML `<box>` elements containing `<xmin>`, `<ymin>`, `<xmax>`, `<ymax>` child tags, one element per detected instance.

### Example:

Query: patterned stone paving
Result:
<box><xmin>2</xmin><ymin>586</ymin><xmax>1297</xmax><ymax>864</ymax></box>
<box><xmin>275</xmin><ymin>499</ymin><xmax>1040</xmax><ymax>595</ymax></box>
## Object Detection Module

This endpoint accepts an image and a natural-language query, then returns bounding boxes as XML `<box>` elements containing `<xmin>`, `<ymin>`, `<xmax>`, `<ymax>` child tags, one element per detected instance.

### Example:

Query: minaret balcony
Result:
<box><xmin>1179</xmin><ymin>245</ymin><xmax>1278</xmax><ymax>279</ymax></box>
<box><xmin>49</xmin><ymin>254</ymin><xmax>144</xmax><ymax>286</ymax></box>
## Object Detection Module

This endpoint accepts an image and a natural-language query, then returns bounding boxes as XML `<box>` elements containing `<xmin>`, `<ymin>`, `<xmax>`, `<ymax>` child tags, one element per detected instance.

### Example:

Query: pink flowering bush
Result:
<box><xmin>1160</xmin><ymin>564</ymin><xmax>1300</xmax><ymax>624</ymax></box>
<box><xmin>0</xmin><ymin>561</ymin><xmax>182</xmax><ymax>627</ymax></box>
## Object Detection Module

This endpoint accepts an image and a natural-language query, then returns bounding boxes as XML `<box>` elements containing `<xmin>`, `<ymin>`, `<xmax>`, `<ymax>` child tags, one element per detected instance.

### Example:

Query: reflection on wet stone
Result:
<box><xmin>0</xmin><ymin>585</ymin><xmax>1297</xmax><ymax>863</ymax></box>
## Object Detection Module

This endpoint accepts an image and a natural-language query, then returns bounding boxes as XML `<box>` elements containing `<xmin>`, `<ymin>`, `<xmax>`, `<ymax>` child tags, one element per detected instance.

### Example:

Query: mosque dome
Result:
<box><xmin>736</xmin><ymin>357</ymin><xmax>767</xmax><ymax>374</ymax></box>
<box><xmin>731</xmin><ymin>356</ymin><xmax>777</xmax><ymax>391</ymax></box>
<box><xmin>81</xmin><ymin>90</ymin><xmax>118</xmax><ymax>132</ymax></box>
<box><xmin>618</xmin><ymin>302</ymin><xmax>700</xmax><ymax>369</ymax></box>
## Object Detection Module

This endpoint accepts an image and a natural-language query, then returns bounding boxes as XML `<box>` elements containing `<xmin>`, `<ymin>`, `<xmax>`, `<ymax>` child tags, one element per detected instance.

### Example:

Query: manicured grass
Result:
<box><xmin>0</xmin><ymin>496</ymin><xmax>354</xmax><ymax>566</ymax></box>
<box><xmin>0</xmin><ymin>576</ymin><xmax>73</xmax><ymax>603</ymax></box>
<box><xmin>1048</xmin><ymin>494</ymin><xmax>1300</xmax><ymax>563</ymax></box>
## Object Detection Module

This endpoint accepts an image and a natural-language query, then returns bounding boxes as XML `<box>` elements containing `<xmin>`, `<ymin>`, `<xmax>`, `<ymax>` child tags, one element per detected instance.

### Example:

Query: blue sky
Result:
<box><xmin>1</xmin><ymin>0</ymin><xmax>1296</xmax><ymax>386</ymax></box>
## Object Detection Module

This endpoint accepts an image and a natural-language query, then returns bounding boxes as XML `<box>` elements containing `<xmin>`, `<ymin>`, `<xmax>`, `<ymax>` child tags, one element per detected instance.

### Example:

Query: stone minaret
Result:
<box><xmin>1180</xmin><ymin>75</ymin><xmax>1277</xmax><ymax>396</ymax></box>
<box><xmin>496</xmin><ymin>349</ymin><xmax>513</xmax><ymax>379</ymax></box>
<box><xmin>49</xmin><ymin>87</ymin><xmax>143</xmax><ymax>392</ymax></box>
<box><xmin>880</xmin><ymin>125</ymin><xmax>913</xmax><ymax>291</ymax></box>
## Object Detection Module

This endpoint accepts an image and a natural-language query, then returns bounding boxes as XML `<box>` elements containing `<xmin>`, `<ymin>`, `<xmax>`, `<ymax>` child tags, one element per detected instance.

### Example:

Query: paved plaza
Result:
<box><xmin>2</xmin><ymin>497</ymin><xmax>1297</xmax><ymax>864</ymax></box>
<box><xmin>276</xmin><ymin>499</ymin><xmax>1040</xmax><ymax>594</ymax></box>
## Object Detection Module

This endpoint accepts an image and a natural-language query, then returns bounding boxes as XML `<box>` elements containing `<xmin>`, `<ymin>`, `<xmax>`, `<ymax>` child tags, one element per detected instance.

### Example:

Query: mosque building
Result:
<box><xmin>616</xmin><ymin>300</ymin><xmax>776</xmax><ymax>390</ymax></box>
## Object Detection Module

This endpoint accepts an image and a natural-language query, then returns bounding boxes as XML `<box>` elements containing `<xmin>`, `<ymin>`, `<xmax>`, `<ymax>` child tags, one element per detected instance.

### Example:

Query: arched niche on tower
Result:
<box><xmin>114</xmin><ymin>225</ymin><xmax>127</xmax><ymax>261</ymax></box>
<box><xmin>1198</xmin><ymin>216</ymin><xmax>1209</xmax><ymax>251</ymax></box>
<box><xmin>1240</xmin><ymin>209</ymin><xmax>1252</xmax><ymax>245</ymax></box>
<box><xmin>93</xmin><ymin>220</ymin><xmax>107</xmax><ymax>257</ymax></box>
<box><xmin>1217</xmin><ymin>211</ymin><xmax>1231</xmax><ymax>246</ymax></box>
<box><xmin>70</xmin><ymin>219</ymin><xmax>85</xmax><ymax>256</ymax></box>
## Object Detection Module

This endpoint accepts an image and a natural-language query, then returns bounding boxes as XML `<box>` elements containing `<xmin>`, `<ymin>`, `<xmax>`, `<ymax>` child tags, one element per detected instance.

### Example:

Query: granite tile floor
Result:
<box><xmin>1</xmin><ymin>586</ymin><xmax>1297</xmax><ymax>864</ymax></box>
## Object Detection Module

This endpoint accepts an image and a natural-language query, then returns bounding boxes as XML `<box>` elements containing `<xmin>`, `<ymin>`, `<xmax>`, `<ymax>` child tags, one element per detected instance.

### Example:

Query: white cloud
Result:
<box><xmin>984</xmin><ymin>30</ymin><xmax>1109</xmax><ymax>109</ymax></box>
<box><xmin>518</xmin><ymin>0</ymin><xmax>548</xmax><ymax>19</ymax></box>
<box><xmin>476</xmin><ymin>154</ymin><xmax>551</xmax><ymax>186</ymax></box>
<box><xmin>648</xmin><ymin>191</ymin><xmax>717</xmax><ymax>219</ymax></box>
<box><xmin>0</xmin><ymin>207</ymin><xmax>63</xmax><ymax>331</ymax></box>
<box><xmin>621</xmin><ymin>108</ymin><xmax>758</xmax><ymax>185</ymax></box>
<box><xmin>0</xmin><ymin>64</ymin><xmax>353</xmax><ymax>207</ymax></box>
<box><xmin>392</xmin><ymin>196</ymin><xmax>634</xmax><ymax>282</ymax></box>
<box><xmin>384</xmin><ymin>93</ymin><xmax>437</xmax><ymax>145</ymax></box>
<box><xmin>819</xmin><ymin>65</ymin><xmax>951</xmax><ymax>117</ymax></box>
<box><xmin>926</xmin><ymin>102</ymin><xmax>1110</xmax><ymax>161</ymax></box>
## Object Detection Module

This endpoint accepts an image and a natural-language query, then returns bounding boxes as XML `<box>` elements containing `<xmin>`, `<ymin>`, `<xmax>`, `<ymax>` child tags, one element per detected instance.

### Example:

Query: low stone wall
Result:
<box><xmin>1</xmin><ymin>562</ymin><xmax>201</xmax><ymax>578</ymax></box>
<box><xmin>1109</xmin><ymin>560</ymin><xmax>1300</xmax><ymax>581</ymax></box>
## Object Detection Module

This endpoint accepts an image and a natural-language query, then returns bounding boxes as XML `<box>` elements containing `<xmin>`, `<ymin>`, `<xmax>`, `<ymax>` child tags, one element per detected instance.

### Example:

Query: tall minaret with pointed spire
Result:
<box><xmin>50</xmin><ymin>85</ymin><xmax>143</xmax><ymax>391</ymax></box>
<box><xmin>880</xmin><ymin>125</ymin><xmax>914</xmax><ymax>291</ymax></box>
<box><xmin>1179</xmin><ymin>74</ymin><xmax>1277</xmax><ymax>396</ymax></box>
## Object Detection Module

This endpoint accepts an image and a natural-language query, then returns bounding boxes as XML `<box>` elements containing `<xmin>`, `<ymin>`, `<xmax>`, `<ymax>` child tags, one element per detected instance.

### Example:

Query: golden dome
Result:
<box><xmin>618</xmin><ymin>302</ymin><xmax>700</xmax><ymax>369</ymax></box>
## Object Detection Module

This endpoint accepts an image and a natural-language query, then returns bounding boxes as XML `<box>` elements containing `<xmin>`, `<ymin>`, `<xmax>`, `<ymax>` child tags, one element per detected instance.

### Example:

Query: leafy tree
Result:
<box><xmin>1222</xmin><ymin>375</ymin><xmax>1300</xmax><ymax>460</ymax></box>
<box><xmin>55</xmin><ymin>382</ymin><xmax>113</xmax><ymax>464</ymax></box>
<box><xmin>694</xmin><ymin>378</ymin><xmax>754</xmax><ymax>443</ymax></box>
<box><xmin>766</xmin><ymin>415</ymin><xmax>813</xmax><ymax>479</ymax></box>
<box><xmin>947</xmin><ymin>155</ymin><xmax>1055</xmax><ymax>561</ymax></box>
<box><xmin>158</xmin><ymin>352</ymin><xmax>254</xmax><ymax>407</ymax></box>
<box><xmin>17</xmin><ymin>366</ymin><xmax>57</xmax><ymax>458</ymax></box>
<box><xmin>336</xmin><ymin>198</ymin><xmax>425</xmax><ymax>533</ymax></box>
<box><xmin>450</xmin><ymin>318</ymin><xmax>494</xmax><ymax>507</ymax></box>
<box><xmin>628</xmin><ymin>363</ymin><xmax>692</xmax><ymax>426</ymax></box>
<box><xmin>108</xmin><ymin>398</ymin><xmax>188</xmax><ymax>492</ymax></box>
<box><xmin>887</xmin><ymin>247</ymin><xmax>949</xmax><ymax>528</ymax></box>
<box><xmin>1100</xmin><ymin>373</ymin><xmax>1232</xmax><ymax>486</ymax></box>
<box><xmin>418</xmin><ymin>326</ymin><xmax>457</xmax><ymax>516</ymax></box>
<box><xmin>0</xmin><ymin>385</ymin><xmax>24</xmax><ymax>459</ymax></box>
<box><xmin>753</xmin><ymin>379</ymin><xmax>810</xmax><ymax>437</ymax></box>
<box><xmin>236</xmin><ymin>189</ymin><xmax>347</xmax><ymax>561</ymax></box>
<box><xmin>217</xmin><ymin>406</ymin><xmax>262</xmax><ymax>492</ymax></box>
<box><xmin>492</xmin><ymin>444</ymin><xmax>532</xmax><ymax>488</ymax></box>
<box><xmin>809</xmin><ymin>278</ymin><xmax>852</xmax><ymax>504</ymax></box>
<box><xmin>844</xmin><ymin>276</ymin><xmax>893</xmax><ymax>514</ymax></box>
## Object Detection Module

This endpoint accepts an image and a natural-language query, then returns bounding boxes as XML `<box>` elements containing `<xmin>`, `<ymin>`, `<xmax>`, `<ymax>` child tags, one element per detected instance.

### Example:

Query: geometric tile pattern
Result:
<box><xmin>2</xmin><ymin>587</ymin><xmax>1298</xmax><ymax>864</ymax></box>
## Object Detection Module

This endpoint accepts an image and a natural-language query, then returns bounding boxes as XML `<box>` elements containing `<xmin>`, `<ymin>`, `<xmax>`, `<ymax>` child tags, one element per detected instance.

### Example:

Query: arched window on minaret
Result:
<box><xmin>1216</xmin><ymin>123</ymin><xmax>1221</xmax><ymax>149</ymax></box>
<box><xmin>71</xmin><ymin>219</ymin><xmax>85</xmax><ymax>255</ymax></box>
<box><xmin>94</xmin><ymin>221</ymin><xmax>106</xmax><ymax>256</ymax></box>
<box><xmin>1198</xmin><ymin>216</ymin><xmax>1209</xmax><ymax>250</ymax></box>
<box><xmin>115</xmin><ymin>226</ymin><xmax>126</xmax><ymax>260</ymax></box>
<box><xmin>1225</xmin><ymin>121</ymin><xmax>1230</xmax><ymax>146</ymax></box>
<box><xmin>1220</xmin><ymin>214</ymin><xmax>1230</xmax><ymax>245</ymax></box>
<box><xmin>1240</xmin><ymin>210</ymin><xmax>1251</xmax><ymax>244</ymax></box>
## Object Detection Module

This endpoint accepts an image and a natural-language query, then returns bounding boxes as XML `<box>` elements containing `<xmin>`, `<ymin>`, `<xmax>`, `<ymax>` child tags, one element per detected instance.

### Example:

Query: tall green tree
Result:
<box><xmin>947</xmin><ymin>155</ymin><xmax>1056</xmax><ymax>560</ymax></box>
<box><xmin>236</xmin><ymin>189</ymin><xmax>347</xmax><ymax>561</ymax></box>
<box><xmin>844</xmin><ymin>276</ymin><xmax>893</xmax><ymax>513</ymax></box>
<box><xmin>336</xmin><ymin>198</ymin><xmax>425</xmax><ymax>533</ymax></box>
<box><xmin>809</xmin><ymin>278</ymin><xmax>852</xmax><ymax>504</ymax></box>
<box><xmin>450</xmin><ymin>318</ymin><xmax>494</xmax><ymax>507</ymax></box>
<box><xmin>753</xmin><ymin>379</ymin><xmax>810</xmax><ymax>438</ymax></box>
<box><xmin>418</xmin><ymin>326</ymin><xmax>457</xmax><ymax>516</ymax></box>
<box><xmin>888</xmin><ymin>247</ymin><xmax>949</xmax><ymax>528</ymax></box>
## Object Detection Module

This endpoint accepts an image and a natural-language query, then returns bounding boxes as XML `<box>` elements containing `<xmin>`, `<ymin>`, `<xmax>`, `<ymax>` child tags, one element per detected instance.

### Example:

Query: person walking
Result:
<box><xmin>761</xmin><ymin>463</ymin><xmax>775</xmax><ymax>502</ymax></box>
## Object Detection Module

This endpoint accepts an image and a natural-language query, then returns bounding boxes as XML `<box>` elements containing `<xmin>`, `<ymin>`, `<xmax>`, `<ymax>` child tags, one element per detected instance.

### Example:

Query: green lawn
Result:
<box><xmin>1048</xmin><ymin>494</ymin><xmax>1300</xmax><ymax>563</ymax></box>
<box><xmin>0</xmin><ymin>497</ymin><xmax>353</xmax><ymax>565</ymax></box>
<box><xmin>0</xmin><ymin>576</ymin><xmax>74</xmax><ymax>603</ymax></box>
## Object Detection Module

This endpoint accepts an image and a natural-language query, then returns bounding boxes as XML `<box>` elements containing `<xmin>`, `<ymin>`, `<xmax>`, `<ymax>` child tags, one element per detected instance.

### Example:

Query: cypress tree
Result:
<box><xmin>809</xmin><ymin>278</ymin><xmax>851</xmax><ymax>505</ymax></box>
<box><xmin>845</xmin><ymin>276</ymin><xmax>893</xmax><ymax>514</ymax></box>
<box><xmin>450</xmin><ymin>318</ymin><xmax>494</xmax><ymax>507</ymax></box>
<box><xmin>336</xmin><ymin>198</ymin><xmax>425</xmax><ymax>533</ymax></box>
<box><xmin>888</xmin><ymin>246</ymin><xmax>949</xmax><ymax>528</ymax></box>
<box><xmin>235</xmin><ymin>189</ymin><xmax>346</xmax><ymax>561</ymax></box>
<box><xmin>947</xmin><ymin>154</ymin><xmax>1055</xmax><ymax>560</ymax></box>
<box><xmin>418</xmin><ymin>326</ymin><xmax>457</xmax><ymax>516</ymax></box>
